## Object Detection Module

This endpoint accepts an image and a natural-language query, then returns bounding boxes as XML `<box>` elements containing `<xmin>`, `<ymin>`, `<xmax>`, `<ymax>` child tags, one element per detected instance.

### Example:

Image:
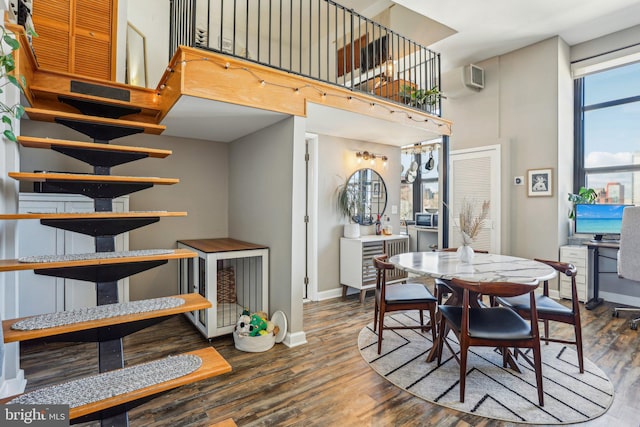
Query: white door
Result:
<box><xmin>449</xmin><ymin>145</ymin><xmax>501</xmax><ymax>253</ymax></box>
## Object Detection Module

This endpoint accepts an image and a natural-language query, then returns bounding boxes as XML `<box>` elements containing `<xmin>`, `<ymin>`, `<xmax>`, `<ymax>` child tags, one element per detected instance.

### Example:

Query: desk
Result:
<box><xmin>583</xmin><ymin>240</ymin><xmax>619</xmax><ymax>310</ymax></box>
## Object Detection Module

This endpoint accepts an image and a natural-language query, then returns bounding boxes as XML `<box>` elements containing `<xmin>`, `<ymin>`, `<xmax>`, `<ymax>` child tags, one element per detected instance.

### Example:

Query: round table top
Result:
<box><xmin>389</xmin><ymin>251</ymin><xmax>557</xmax><ymax>283</ymax></box>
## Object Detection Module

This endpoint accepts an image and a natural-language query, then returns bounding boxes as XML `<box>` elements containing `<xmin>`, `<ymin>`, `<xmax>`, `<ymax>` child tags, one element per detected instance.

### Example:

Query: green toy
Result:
<box><xmin>249</xmin><ymin>313</ymin><xmax>267</xmax><ymax>336</ymax></box>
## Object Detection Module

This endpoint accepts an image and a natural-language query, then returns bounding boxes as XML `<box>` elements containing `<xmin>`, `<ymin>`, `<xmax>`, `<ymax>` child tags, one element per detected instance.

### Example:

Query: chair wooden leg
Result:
<box><xmin>373</xmin><ymin>301</ymin><xmax>379</xmax><ymax>333</ymax></box>
<box><xmin>533</xmin><ymin>340</ymin><xmax>544</xmax><ymax>406</ymax></box>
<box><xmin>428</xmin><ymin>305</ymin><xmax>437</xmax><ymax>343</ymax></box>
<box><xmin>419</xmin><ymin>309</ymin><xmax>425</xmax><ymax>331</ymax></box>
<box><xmin>377</xmin><ymin>310</ymin><xmax>385</xmax><ymax>354</ymax></box>
<box><xmin>543</xmin><ymin>319</ymin><xmax>550</xmax><ymax>345</ymax></box>
<box><xmin>459</xmin><ymin>340</ymin><xmax>468</xmax><ymax>403</ymax></box>
<box><xmin>574</xmin><ymin>318</ymin><xmax>585</xmax><ymax>374</ymax></box>
<box><xmin>436</xmin><ymin>318</ymin><xmax>448</xmax><ymax>365</ymax></box>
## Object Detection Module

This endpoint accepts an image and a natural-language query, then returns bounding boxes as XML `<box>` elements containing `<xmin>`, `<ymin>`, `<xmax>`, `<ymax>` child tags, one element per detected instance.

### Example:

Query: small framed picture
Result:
<box><xmin>372</xmin><ymin>182</ymin><xmax>380</xmax><ymax>198</ymax></box>
<box><xmin>527</xmin><ymin>168</ymin><xmax>553</xmax><ymax>197</ymax></box>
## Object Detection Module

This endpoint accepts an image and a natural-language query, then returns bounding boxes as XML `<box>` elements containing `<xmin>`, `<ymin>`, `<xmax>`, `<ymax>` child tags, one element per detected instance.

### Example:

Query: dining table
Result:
<box><xmin>388</xmin><ymin>251</ymin><xmax>558</xmax><ymax>367</ymax></box>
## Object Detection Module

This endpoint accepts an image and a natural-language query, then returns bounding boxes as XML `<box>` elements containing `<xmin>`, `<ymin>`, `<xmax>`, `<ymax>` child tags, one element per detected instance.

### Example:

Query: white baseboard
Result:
<box><xmin>0</xmin><ymin>369</ymin><xmax>25</xmax><ymax>399</ymax></box>
<box><xmin>283</xmin><ymin>331</ymin><xmax>307</xmax><ymax>348</ymax></box>
<box><xmin>599</xmin><ymin>291</ymin><xmax>640</xmax><ymax>308</ymax></box>
<box><xmin>316</xmin><ymin>287</ymin><xmax>344</xmax><ymax>301</ymax></box>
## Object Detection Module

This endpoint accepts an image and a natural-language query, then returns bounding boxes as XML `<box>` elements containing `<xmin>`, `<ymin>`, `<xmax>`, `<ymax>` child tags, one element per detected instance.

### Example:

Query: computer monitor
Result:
<box><xmin>574</xmin><ymin>204</ymin><xmax>628</xmax><ymax>241</ymax></box>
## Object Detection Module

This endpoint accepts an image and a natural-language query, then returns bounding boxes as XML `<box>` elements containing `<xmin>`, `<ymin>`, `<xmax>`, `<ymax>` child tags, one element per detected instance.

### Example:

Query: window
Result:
<box><xmin>400</xmin><ymin>142</ymin><xmax>440</xmax><ymax>221</ymax></box>
<box><xmin>575</xmin><ymin>61</ymin><xmax>640</xmax><ymax>205</ymax></box>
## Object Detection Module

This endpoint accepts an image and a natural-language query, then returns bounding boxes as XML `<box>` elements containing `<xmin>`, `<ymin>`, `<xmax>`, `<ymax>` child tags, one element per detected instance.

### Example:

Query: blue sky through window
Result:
<box><xmin>582</xmin><ymin>61</ymin><xmax>640</xmax><ymax>203</ymax></box>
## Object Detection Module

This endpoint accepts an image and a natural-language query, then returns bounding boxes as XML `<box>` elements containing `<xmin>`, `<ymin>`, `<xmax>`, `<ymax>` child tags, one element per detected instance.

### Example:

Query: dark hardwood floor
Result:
<box><xmin>17</xmin><ymin>287</ymin><xmax>640</xmax><ymax>427</ymax></box>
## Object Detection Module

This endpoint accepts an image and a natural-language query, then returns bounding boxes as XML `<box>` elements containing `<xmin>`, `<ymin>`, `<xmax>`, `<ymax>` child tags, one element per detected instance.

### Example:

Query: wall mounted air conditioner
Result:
<box><xmin>442</xmin><ymin>63</ymin><xmax>485</xmax><ymax>98</ymax></box>
<box><xmin>464</xmin><ymin>64</ymin><xmax>485</xmax><ymax>90</ymax></box>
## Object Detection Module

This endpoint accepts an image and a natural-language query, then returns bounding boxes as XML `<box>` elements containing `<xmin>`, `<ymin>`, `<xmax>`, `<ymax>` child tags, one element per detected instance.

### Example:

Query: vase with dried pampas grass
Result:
<box><xmin>457</xmin><ymin>199</ymin><xmax>490</xmax><ymax>262</ymax></box>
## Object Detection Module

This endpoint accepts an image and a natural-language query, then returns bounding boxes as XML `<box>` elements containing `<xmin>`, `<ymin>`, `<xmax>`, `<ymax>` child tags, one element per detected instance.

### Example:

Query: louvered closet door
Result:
<box><xmin>449</xmin><ymin>145</ymin><xmax>501</xmax><ymax>253</ymax></box>
<box><xmin>74</xmin><ymin>0</ymin><xmax>114</xmax><ymax>79</ymax></box>
<box><xmin>31</xmin><ymin>0</ymin><xmax>72</xmax><ymax>73</ymax></box>
<box><xmin>31</xmin><ymin>0</ymin><xmax>116</xmax><ymax>80</ymax></box>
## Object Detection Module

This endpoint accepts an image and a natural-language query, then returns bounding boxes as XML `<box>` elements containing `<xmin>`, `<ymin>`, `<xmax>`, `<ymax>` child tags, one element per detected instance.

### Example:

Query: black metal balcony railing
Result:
<box><xmin>169</xmin><ymin>0</ymin><xmax>441</xmax><ymax>116</ymax></box>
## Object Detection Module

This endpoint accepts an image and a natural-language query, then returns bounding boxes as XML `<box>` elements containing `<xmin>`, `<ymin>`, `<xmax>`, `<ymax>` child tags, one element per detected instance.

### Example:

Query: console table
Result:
<box><xmin>340</xmin><ymin>235</ymin><xmax>409</xmax><ymax>302</ymax></box>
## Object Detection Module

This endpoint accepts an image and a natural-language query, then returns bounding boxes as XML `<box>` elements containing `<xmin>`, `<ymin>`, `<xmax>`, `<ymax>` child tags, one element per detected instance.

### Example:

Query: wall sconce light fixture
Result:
<box><xmin>356</xmin><ymin>151</ymin><xmax>389</xmax><ymax>167</ymax></box>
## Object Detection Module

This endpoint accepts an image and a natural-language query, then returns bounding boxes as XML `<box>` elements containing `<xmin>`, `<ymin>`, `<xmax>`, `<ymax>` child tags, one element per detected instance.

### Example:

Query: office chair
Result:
<box><xmin>613</xmin><ymin>206</ymin><xmax>640</xmax><ymax>330</ymax></box>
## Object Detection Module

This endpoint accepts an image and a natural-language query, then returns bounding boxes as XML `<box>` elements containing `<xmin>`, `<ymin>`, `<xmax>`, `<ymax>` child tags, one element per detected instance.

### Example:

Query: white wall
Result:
<box><xmin>18</xmin><ymin>120</ymin><xmax>229</xmax><ymax>301</ymax></box>
<box><xmin>442</xmin><ymin>36</ymin><xmax>572</xmax><ymax>272</ymax></box>
<box><xmin>316</xmin><ymin>134</ymin><xmax>402</xmax><ymax>296</ymax></box>
<box><xmin>228</xmin><ymin>116</ymin><xmax>306</xmax><ymax>345</ymax></box>
<box><xmin>0</xmin><ymin>4</ymin><xmax>26</xmax><ymax>397</ymax></box>
<box><xmin>127</xmin><ymin>0</ymin><xmax>170</xmax><ymax>88</ymax></box>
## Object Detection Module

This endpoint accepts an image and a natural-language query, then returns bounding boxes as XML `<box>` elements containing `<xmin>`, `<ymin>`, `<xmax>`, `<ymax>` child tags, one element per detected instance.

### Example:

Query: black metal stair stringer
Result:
<box><xmin>33</xmin><ymin>316</ymin><xmax>175</xmax><ymax>344</ymax></box>
<box><xmin>41</xmin><ymin>217</ymin><xmax>161</xmax><ymax>237</ymax></box>
<box><xmin>35</xmin><ymin>180</ymin><xmax>153</xmax><ymax>199</ymax></box>
<box><xmin>34</xmin><ymin>260</ymin><xmax>168</xmax><ymax>283</ymax></box>
<box><xmin>55</xmin><ymin>118</ymin><xmax>144</xmax><ymax>142</ymax></box>
<box><xmin>52</xmin><ymin>146</ymin><xmax>149</xmax><ymax>168</ymax></box>
<box><xmin>58</xmin><ymin>96</ymin><xmax>141</xmax><ymax>119</ymax></box>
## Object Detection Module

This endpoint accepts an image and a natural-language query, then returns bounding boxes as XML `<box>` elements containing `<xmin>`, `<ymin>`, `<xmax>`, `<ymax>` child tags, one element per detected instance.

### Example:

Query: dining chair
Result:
<box><xmin>372</xmin><ymin>255</ymin><xmax>437</xmax><ymax>354</ymax></box>
<box><xmin>436</xmin><ymin>277</ymin><xmax>544</xmax><ymax>406</ymax></box>
<box><xmin>434</xmin><ymin>248</ymin><xmax>489</xmax><ymax>305</ymax></box>
<box><xmin>496</xmin><ymin>259</ymin><xmax>584</xmax><ymax>373</ymax></box>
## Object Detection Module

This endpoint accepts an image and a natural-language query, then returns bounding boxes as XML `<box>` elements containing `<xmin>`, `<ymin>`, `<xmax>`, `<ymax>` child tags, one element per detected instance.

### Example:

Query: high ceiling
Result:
<box><xmin>161</xmin><ymin>1</ymin><xmax>640</xmax><ymax>145</ymax></box>
<box><xmin>340</xmin><ymin>0</ymin><xmax>640</xmax><ymax>71</ymax></box>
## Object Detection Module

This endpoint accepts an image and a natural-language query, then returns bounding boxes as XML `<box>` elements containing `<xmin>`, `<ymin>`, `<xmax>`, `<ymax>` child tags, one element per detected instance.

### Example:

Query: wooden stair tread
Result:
<box><xmin>8</xmin><ymin>172</ymin><xmax>179</xmax><ymax>185</ymax></box>
<box><xmin>0</xmin><ymin>211</ymin><xmax>187</xmax><ymax>220</ymax></box>
<box><xmin>29</xmin><ymin>85</ymin><xmax>161</xmax><ymax>119</ymax></box>
<box><xmin>18</xmin><ymin>136</ymin><xmax>172</xmax><ymax>158</ymax></box>
<box><xmin>24</xmin><ymin>107</ymin><xmax>166</xmax><ymax>135</ymax></box>
<box><xmin>0</xmin><ymin>347</ymin><xmax>232</xmax><ymax>421</ymax></box>
<box><xmin>0</xmin><ymin>248</ymin><xmax>196</xmax><ymax>272</ymax></box>
<box><xmin>2</xmin><ymin>293</ymin><xmax>210</xmax><ymax>343</ymax></box>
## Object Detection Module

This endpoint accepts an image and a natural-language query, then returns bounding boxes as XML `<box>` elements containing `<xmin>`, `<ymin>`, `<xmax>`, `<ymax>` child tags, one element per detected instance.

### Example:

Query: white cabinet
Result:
<box><xmin>17</xmin><ymin>193</ymin><xmax>129</xmax><ymax>317</ymax></box>
<box><xmin>559</xmin><ymin>245</ymin><xmax>589</xmax><ymax>302</ymax></box>
<box><xmin>407</xmin><ymin>226</ymin><xmax>438</xmax><ymax>252</ymax></box>
<box><xmin>340</xmin><ymin>235</ymin><xmax>409</xmax><ymax>302</ymax></box>
<box><xmin>177</xmin><ymin>238</ymin><xmax>269</xmax><ymax>339</ymax></box>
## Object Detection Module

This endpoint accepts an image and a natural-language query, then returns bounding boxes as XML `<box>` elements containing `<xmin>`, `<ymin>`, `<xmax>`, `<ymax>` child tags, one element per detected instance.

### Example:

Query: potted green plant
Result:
<box><xmin>400</xmin><ymin>85</ymin><xmax>440</xmax><ymax>108</ymax></box>
<box><xmin>1</xmin><ymin>23</ymin><xmax>33</xmax><ymax>142</ymax></box>
<box><xmin>336</xmin><ymin>177</ymin><xmax>360</xmax><ymax>238</ymax></box>
<box><xmin>567</xmin><ymin>187</ymin><xmax>597</xmax><ymax>219</ymax></box>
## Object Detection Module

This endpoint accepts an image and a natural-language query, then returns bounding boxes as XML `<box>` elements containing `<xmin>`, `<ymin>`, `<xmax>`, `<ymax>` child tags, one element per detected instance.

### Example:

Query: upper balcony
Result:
<box><xmin>168</xmin><ymin>0</ymin><xmax>442</xmax><ymax>117</ymax></box>
<box><xmin>13</xmin><ymin>0</ymin><xmax>450</xmax><ymax>144</ymax></box>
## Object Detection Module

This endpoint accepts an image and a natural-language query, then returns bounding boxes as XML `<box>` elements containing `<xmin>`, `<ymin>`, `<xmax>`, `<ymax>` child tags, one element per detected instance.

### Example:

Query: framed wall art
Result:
<box><xmin>527</xmin><ymin>168</ymin><xmax>553</xmax><ymax>197</ymax></box>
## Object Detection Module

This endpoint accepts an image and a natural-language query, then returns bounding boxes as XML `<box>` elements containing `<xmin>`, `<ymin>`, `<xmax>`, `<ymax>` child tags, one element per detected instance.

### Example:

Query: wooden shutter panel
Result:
<box><xmin>30</xmin><ymin>0</ymin><xmax>116</xmax><ymax>80</ymax></box>
<box><xmin>31</xmin><ymin>0</ymin><xmax>71</xmax><ymax>72</ymax></box>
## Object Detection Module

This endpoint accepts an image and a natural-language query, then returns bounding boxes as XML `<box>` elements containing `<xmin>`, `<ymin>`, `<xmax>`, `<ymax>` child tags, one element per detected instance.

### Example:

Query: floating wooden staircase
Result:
<box><xmin>0</xmin><ymin>80</ymin><xmax>231</xmax><ymax>425</ymax></box>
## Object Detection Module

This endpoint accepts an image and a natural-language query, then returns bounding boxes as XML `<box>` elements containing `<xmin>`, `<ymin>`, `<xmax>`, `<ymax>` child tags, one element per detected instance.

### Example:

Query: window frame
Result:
<box><xmin>573</xmin><ymin>70</ymin><xmax>640</xmax><ymax>199</ymax></box>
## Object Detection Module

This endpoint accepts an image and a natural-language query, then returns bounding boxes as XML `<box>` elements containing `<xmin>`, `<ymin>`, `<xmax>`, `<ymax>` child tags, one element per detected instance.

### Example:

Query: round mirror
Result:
<box><xmin>344</xmin><ymin>168</ymin><xmax>388</xmax><ymax>225</ymax></box>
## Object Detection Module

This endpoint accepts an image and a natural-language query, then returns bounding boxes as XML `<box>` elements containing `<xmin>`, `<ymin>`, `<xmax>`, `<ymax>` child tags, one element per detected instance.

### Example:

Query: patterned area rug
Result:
<box><xmin>358</xmin><ymin>312</ymin><xmax>614</xmax><ymax>425</ymax></box>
